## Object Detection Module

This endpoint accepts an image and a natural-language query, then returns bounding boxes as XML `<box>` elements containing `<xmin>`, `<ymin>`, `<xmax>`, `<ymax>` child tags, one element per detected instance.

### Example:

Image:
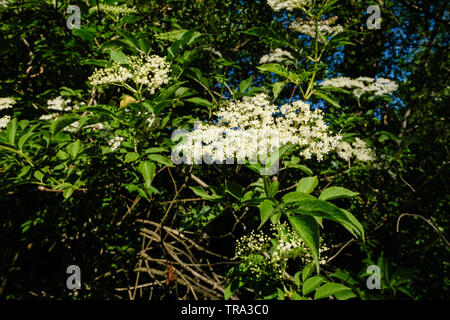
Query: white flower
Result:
<box><xmin>290</xmin><ymin>16</ymin><xmax>344</xmax><ymax>38</ymax></box>
<box><xmin>0</xmin><ymin>0</ymin><xmax>9</xmax><ymax>9</ymax></box>
<box><xmin>336</xmin><ymin>138</ymin><xmax>375</xmax><ymax>162</ymax></box>
<box><xmin>0</xmin><ymin>115</ymin><xmax>11</xmax><ymax>129</ymax></box>
<box><xmin>174</xmin><ymin>93</ymin><xmax>341</xmax><ymax>165</ymax></box>
<box><xmin>320</xmin><ymin>76</ymin><xmax>398</xmax><ymax>98</ymax></box>
<box><xmin>0</xmin><ymin>97</ymin><xmax>16</xmax><ymax>110</ymax></box>
<box><xmin>259</xmin><ymin>48</ymin><xmax>294</xmax><ymax>64</ymax></box>
<box><xmin>47</xmin><ymin>96</ymin><xmax>72</xmax><ymax>111</ymax></box>
<box><xmin>39</xmin><ymin>113</ymin><xmax>59</xmax><ymax>121</ymax></box>
<box><xmin>108</xmin><ymin>136</ymin><xmax>124</xmax><ymax>151</ymax></box>
<box><xmin>267</xmin><ymin>0</ymin><xmax>311</xmax><ymax>11</ymax></box>
<box><xmin>89</xmin><ymin>54</ymin><xmax>171</xmax><ymax>94</ymax></box>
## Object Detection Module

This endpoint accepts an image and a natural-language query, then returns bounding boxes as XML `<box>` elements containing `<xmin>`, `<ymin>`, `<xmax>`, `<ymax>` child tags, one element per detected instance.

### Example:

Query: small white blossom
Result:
<box><xmin>89</xmin><ymin>55</ymin><xmax>171</xmax><ymax>94</ymax></box>
<box><xmin>108</xmin><ymin>136</ymin><xmax>124</xmax><ymax>151</ymax></box>
<box><xmin>320</xmin><ymin>76</ymin><xmax>398</xmax><ymax>98</ymax></box>
<box><xmin>337</xmin><ymin>138</ymin><xmax>375</xmax><ymax>162</ymax></box>
<box><xmin>175</xmin><ymin>93</ymin><xmax>341</xmax><ymax>164</ymax></box>
<box><xmin>0</xmin><ymin>97</ymin><xmax>16</xmax><ymax>110</ymax></box>
<box><xmin>290</xmin><ymin>16</ymin><xmax>344</xmax><ymax>38</ymax></box>
<box><xmin>39</xmin><ymin>113</ymin><xmax>59</xmax><ymax>121</ymax></box>
<box><xmin>259</xmin><ymin>48</ymin><xmax>294</xmax><ymax>64</ymax></box>
<box><xmin>47</xmin><ymin>96</ymin><xmax>72</xmax><ymax>111</ymax></box>
<box><xmin>267</xmin><ymin>0</ymin><xmax>311</xmax><ymax>11</ymax></box>
<box><xmin>0</xmin><ymin>115</ymin><xmax>11</xmax><ymax>129</ymax></box>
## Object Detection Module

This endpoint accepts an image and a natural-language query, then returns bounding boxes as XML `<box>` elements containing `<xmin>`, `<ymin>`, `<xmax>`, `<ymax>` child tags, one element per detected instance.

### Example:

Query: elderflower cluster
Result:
<box><xmin>0</xmin><ymin>115</ymin><xmax>11</xmax><ymax>129</ymax></box>
<box><xmin>108</xmin><ymin>136</ymin><xmax>124</xmax><ymax>151</ymax></box>
<box><xmin>0</xmin><ymin>97</ymin><xmax>16</xmax><ymax>110</ymax></box>
<box><xmin>174</xmin><ymin>93</ymin><xmax>341</xmax><ymax>165</ymax></box>
<box><xmin>336</xmin><ymin>138</ymin><xmax>375</xmax><ymax>162</ymax></box>
<box><xmin>259</xmin><ymin>48</ymin><xmax>294</xmax><ymax>64</ymax></box>
<box><xmin>47</xmin><ymin>96</ymin><xmax>75</xmax><ymax>111</ymax></box>
<box><xmin>234</xmin><ymin>222</ymin><xmax>328</xmax><ymax>279</ymax></box>
<box><xmin>98</xmin><ymin>4</ymin><xmax>137</xmax><ymax>15</ymax></box>
<box><xmin>320</xmin><ymin>76</ymin><xmax>398</xmax><ymax>98</ymax></box>
<box><xmin>39</xmin><ymin>113</ymin><xmax>59</xmax><ymax>121</ymax></box>
<box><xmin>89</xmin><ymin>55</ymin><xmax>171</xmax><ymax>94</ymax></box>
<box><xmin>290</xmin><ymin>16</ymin><xmax>344</xmax><ymax>38</ymax></box>
<box><xmin>267</xmin><ymin>0</ymin><xmax>311</xmax><ymax>11</ymax></box>
<box><xmin>0</xmin><ymin>0</ymin><xmax>9</xmax><ymax>9</ymax></box>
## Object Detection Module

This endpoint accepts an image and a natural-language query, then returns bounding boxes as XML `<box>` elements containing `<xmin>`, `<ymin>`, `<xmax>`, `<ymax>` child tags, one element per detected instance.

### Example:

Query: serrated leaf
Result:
<box><xmin>302</xmin><ymin>262</ymin><xmax>316</xmax><ymax>282</ymax></box>
<box><xmin>147</xmin><ymin>154</ymin><xmax>174</xmax><ymax>167</ymax></box>
<box><xmin>293</xmin><ymin>199</ymin><xmax>364</xmax><ymax>239</ymax></box>
<box><xmin>285</xmin><ymin>163</ymin><xmax>313</xmax><ymax>176</ymax></box>
<box><xmin>314</xmin><ymin>283</ymin><xmax>353</xmax><ymax>300</ymax></box>
<box><xmin>67</xmin><ymin>139</ymin><xmax>82</xmax><ymax>159</ymax></box>
<box><xmin>282</xmin><ymin>191</ymin><xmax>316</xmax><ymax>204</ymax></box>
<box><xmin>303</xmin><ymin>276</ymin><xmax>326</xmax><ymax>296</ymax></box>
<box><xmin>184</xmin><ymin>97</ymin><xmax>214</xmax><ymax>108</ymax></box>
<box><xmin>124</xmin><ymin>152</ymin><xmax>140</xmax><ymax>163</ymax></box>
<box><xmin>50</xmin><ymin>115</ymin><xmax>80</xmax><ymax>135</ymax></box>
<box><xmin>259</xmin><ymin>199</ymin><xmax>275</xmax><ymax>229</ymax></box>
<box><xmin>109</xmin><ymin>50</ymin><xmax>128</xmax><ymax>65</ymax></box>
<box><xmin>296</xmin><ymin>176</ymin><xmax>318</xmax><ymax>194</ymax></box>
<box><xmin>288</xmin><ymin>214</ymin><xmax>320</xmax><ymax>273</ymax></box>
<box><xmin>6</xmin><ymin>118</ymin><xmax>17</xmax><ymax>145</ymax></box>
<box><xmin>319</xmin><ymin>186</ymin><xmax>359</xmax><ymax>201</ymax></box>
<box><xmin>138</xmin><ymin>161</ymin><xmax>156</xmax><ymax>189</ymax></box>
<box><xmin>189</xmin><ymin>186</ymin><xmax>222</xmax><ymax>201</ymax></box>
<box><xmin>273</xmin><ymin>81</ymin><xmax>286</xmax><ymax>99</ymax></box>
<box><xmin>313</xmin><ymin>91</ymin><xmax>341</xmax><ymax>108</ymax></box>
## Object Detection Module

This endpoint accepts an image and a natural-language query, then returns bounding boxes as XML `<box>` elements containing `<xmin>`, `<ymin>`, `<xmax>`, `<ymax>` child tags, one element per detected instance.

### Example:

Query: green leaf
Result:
<box><xmin>334</xmin><ymin>290</ymin><xmax>357</xmax><ymax>300</ymax></box>
<box><xmin>239</xmin><ymin>77</ymin><xmax>252</xmax><ymax>93</ymax></box>
<box><xmin>63</xmin><ymin>187</ymin><xmax>74</xmax><ymax>199</ymax></box>
<box><xmin>259</xmin><ymin>199</ymin><xmax>275</xmax><ymax>229</ymax></box>
<box><xmin>258</xmin><ymin>63</ymin><xmax>301</xmax><ymax>84</ymax></box>
<box><xmin>6</xmin><ymin>118</ymin><xmax>17</xmax><ymax>145</ymax></box>
<box><xmin>282</xmin><ymin>191</ymin><xmax>315</xmax><ymax>204</ymax></box>
<box><xmin>147</xmin><ymin>154</ymin><xmax>174</xmax><ymax>167</ymax></box>
<box><xmin>302</xmin><ymin>262</ymin><xmax>316</xmax><ymax>282</ymax></box>
<box><xmin>124</xmin><ymin>152</ymin><xmax>140</xmax><ymax>163</ymax></box>
<box><xmin>288</xmin><ymin>214</ymin><xmax>320</xmax><ymax>273</ymax></box>
<box><xmin>189</xmin><ymin>186</ymin><xmax>222</xmax><ymax>201</ymax></box>
<box><xmin>273</xmin><ymin>81</ymin><xmax>286</xmax><ymax>99</ymax></box>
<box><xmin>296</xmin><ymin>176</ymin><xmax>318</xmax><ymax>194</ymax></box>
<box><xmin>293</xmin><ymin>199</ymin><xmax>364</xmax><ymax>239</ymax></box>
<box><xmin>302</xmin><ymin>276</ymin><xmax>326</xmax><ymax>296</ymax></box>
<box><xmin>33</xmin><ymin>170</ymin><xmax>44</xmax><ymax>182</ymax></box>
<box><xmin>285</xmin><ymin>163</ymin><xmax>313</xmax><ymax>176</ymax></box>
<box><xmin>224</xmin><ymin>283</ymin><xmax>233</xmax><ymax>300</ymax></box>
<box><xmin>293</xmin><ymin>271</ymin><xmax>301</xmax><ymax>287</ymax></box>
<box><xmin>313</xmin><ymin>91</ymin><xmax>341</xmax><ymax>108</ymax></box>
<box><xmin>109</xmin><ymin>50</ymin><xmax>128</xmax><ymax>65</ymax></box>
<box><xmin>184</xmin><ymin>97</ymin><xmax>214</xmax><ymax>108</ymax></box>
<box><xmin>314</xmin><ymin>283</ymin><xmax>354</xmax><ymax>300</ymax></box>
<box><xmin>18</xmin><ymin>131</ymin><xmax>36</xmax><ymax>151</ymax></box>
<box><xmin>319</xmin><ymin>186</ymin><xmax>359</xmax><ymax>201</ymax></box>
<box><xmin>138</xmin><ymin>161</ymin><xmax>156</xmax><ymax>189</ymax></box>
<box><xmin>50</xmin><ymin>114</ymin><xmax>80</xmax><ymax>135</ymax></box>
<box><xmin>67</xmin><ymin>139</ymin><xmax>82</xmax><ymax>159</ymax></box>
